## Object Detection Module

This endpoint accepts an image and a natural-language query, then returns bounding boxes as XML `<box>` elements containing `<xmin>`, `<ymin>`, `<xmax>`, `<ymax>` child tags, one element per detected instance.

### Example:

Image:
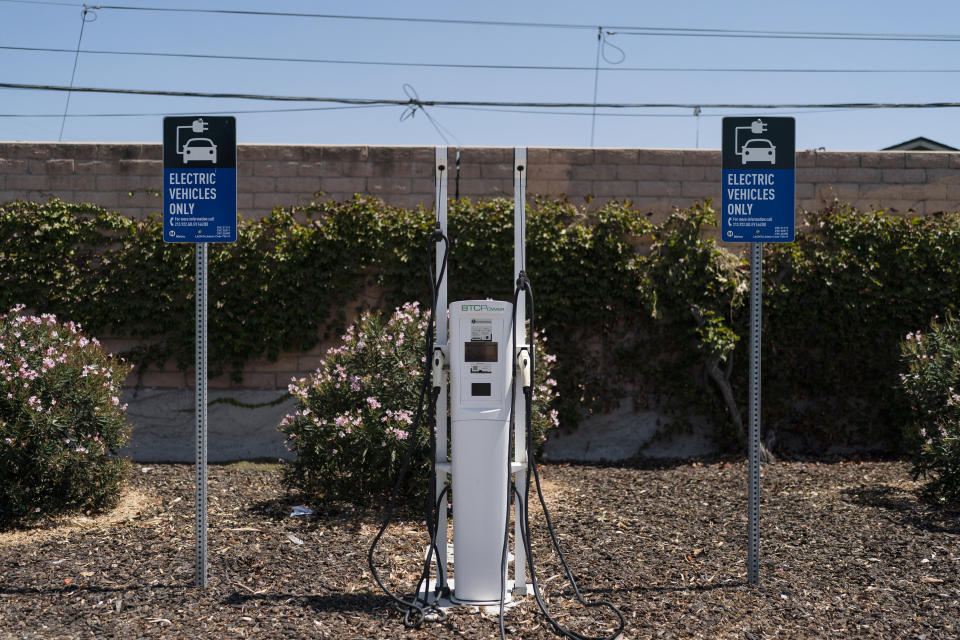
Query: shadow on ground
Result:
<box><xmin>841</xmin><ymin>484</ymin><xmax>960</xmax><ymax>535</ymax></box>
<box><xmin>223</xmin><ymin>591</ymin><xmax>389</xmax><ymax>613</ymax></box>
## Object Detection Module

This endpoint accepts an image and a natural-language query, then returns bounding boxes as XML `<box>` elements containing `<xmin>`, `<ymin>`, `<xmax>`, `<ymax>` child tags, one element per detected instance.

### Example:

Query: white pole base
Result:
<box><xmin>417</xmin><ymin>578</ymin><xmax>532</xmax><ymax>612</ymax></box>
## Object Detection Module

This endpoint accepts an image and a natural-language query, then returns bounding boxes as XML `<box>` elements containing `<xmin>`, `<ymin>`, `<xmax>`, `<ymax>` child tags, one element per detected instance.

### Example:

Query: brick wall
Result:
<box><xmin>3</xmin><ymin>143</ymin><xmax>959</xmax><ymax>222</ymax></box>
<box><xmin>4</xmin><ymin>141</ymin><xmax>960</xmax><ymax>390</ymax></box>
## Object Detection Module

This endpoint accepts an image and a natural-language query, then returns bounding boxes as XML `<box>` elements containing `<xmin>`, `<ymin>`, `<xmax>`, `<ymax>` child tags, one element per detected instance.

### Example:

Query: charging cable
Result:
<box><xmin>367</xmin><ymin>225</ymin><xmax>451</xmax><ymax>628</ymax></box>
<box><xmin>498</xmin><ymin>272</ymin><xmax>626</xmax><ymax>640</ymax></box>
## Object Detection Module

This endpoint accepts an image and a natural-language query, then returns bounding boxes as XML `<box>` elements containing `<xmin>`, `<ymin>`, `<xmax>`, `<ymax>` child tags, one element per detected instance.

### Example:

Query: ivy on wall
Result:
<box><xmin>2</xmin><ymin>197</ymin><xmax>958</xmax><ymax>453</ymax></box>
<box><xmin>763</xmin><ymin>204</ymin><xmax>960</xmax><ymax>449</ymax></box>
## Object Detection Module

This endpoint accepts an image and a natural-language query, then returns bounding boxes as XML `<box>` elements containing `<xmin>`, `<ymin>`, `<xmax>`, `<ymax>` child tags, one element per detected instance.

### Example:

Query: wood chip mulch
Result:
<box><xmin>1</xmin><ymin>459</ymin><xmax>957</xmax><ymax>639</ymax></box>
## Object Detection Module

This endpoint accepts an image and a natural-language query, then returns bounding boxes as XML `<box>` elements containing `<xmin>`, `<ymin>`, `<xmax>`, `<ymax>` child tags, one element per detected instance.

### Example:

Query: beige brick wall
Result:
<box><xmin>6</xmin><ymin>142</ymin><xmax>960</xmax><ymax>389</ymax></box>
<box><xmin>3</xmin><ymin>143</ymin><xmax>959</xmax><ymax>221</ymax></box>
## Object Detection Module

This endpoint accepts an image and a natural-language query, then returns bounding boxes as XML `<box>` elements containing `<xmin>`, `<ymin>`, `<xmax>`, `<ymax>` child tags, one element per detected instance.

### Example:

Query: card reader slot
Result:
<box><xmin>471</xmin><ymin>382</ymin><xmax>492</xmax><ymax>396</ymax></box>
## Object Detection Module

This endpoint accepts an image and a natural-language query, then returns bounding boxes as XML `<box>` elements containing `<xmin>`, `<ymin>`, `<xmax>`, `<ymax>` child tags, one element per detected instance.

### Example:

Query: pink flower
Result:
<box><xmin>366</xmin><ymin>396</ymin><xmax>381</xmax><ymax>409</ymax></box>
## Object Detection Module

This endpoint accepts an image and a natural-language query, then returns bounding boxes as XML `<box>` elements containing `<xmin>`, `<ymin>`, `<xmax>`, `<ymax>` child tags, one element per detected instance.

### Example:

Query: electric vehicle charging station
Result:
<box><xmin>369</xmin><ymin>147</ymin><xmax>623</xmax><ymax>640</ymax></box>
<box><xmin>427</xmin><ymin>147</ymin><xmax>532</xmax><ymax>607</ymax></box>
<box><xmin>448</xmin><ymin>300</ymin><xmax>514</xmax><ymax>604</ymax></box>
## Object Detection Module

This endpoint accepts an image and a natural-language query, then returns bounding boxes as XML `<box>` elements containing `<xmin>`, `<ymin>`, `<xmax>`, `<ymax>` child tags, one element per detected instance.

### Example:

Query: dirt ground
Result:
<box><xmin>1</xmin><ymin>459</ymin><xmax>957</xmax><ymax>639</ymax></box>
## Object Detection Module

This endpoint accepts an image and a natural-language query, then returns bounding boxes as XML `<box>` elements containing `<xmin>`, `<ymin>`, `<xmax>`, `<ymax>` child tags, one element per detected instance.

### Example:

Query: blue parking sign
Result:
<box><xmin>721</xmin><ymin>117</ymin><xmax>795</xmax><ymax>243</ymax></box>
<box><xmin>163</xmin><ymin>116</ymin><xmax>236</xmax><ymax>243</ymax></box>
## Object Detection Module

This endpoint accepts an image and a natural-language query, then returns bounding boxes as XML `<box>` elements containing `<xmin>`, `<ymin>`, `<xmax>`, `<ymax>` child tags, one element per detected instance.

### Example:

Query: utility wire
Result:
<box><xmin>0</xmin><ymin>105</ymin><xmax>869</xmax><ymax>119</ymax></box>
<box><xmin>590</xmin><ymin>27</ymin><xmax>602</xmax><ymax>146</ymax></box>
<box><xmin>16</xmin><ymin>2</ymin><xmax>960</xmax><ymax>42</ymax></box>
<box><xmin>1</xmin><ymin>0</ymin><xmax>78</xmax><ymax>5</ymax></box>
<box><xmin>9</xmin><ymin>46</ymin><xmax>960</xmax><ymax>74</ymax></box>
<box><xmin>0</xmin><ymin>104</ymin><xmax>394</xmax><ymax>118</ymax></box>
<box><xmin>4</xmin><ymin>81</ymin><xmax>960</xmax><ymax>111</ymax></box>
<box><xmin>58</xmin><ymin>5</ymin><xmax>93</xmax><ymax>140</ymax></box>
<box><xmin>608</xmin><ymin>29</ymin><xmax>960</xmax><ymax>42</ymax></box>
<box><xmin>432</xmin><ymin>104</ymin><xmax>879</xmax><ymax>118</ymax></box>
<box><xmin>86</xmin><ymin>3</ymin><xmax>603</xmax><ymax>30</ymax></box>
<box><xmin>399</xmin><ymin>84</ymin><xmax>461</xmax><ymax>146</ymax></box>
<box><xmin>606</xmin><ymin>25</ymin><xmax>960</xmax><ymax>39</ymax></box>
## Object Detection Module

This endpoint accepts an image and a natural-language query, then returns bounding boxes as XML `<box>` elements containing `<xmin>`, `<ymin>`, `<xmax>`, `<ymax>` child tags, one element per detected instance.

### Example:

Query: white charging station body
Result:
<box><xmin>448</xmin><ymin>300</ymin><xmax>514</xmax><ymax>604</ymax></box>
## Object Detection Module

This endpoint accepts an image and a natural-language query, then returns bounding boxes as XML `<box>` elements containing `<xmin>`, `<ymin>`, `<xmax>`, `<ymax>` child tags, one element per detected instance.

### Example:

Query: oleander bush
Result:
<box><xmin>0</xmin><ymin>305</ymin><xmax>131</xmax><ymax>528</ymax></box>
<box><xmin>278</xmin><ymin>302</ymin><xmax>558</xmax><ymax>504</ymax></box>
<box><xmin>899</xmin><ymin>315</ymin><xmax>960</xmax><ymax>505</ymax></box>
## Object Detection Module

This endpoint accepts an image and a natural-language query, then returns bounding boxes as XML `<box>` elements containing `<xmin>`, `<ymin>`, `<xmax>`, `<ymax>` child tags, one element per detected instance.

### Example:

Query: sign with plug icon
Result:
<box><xmin>721</xmin><ymin>117</ymin><xmax>795</xmax><ymax>243</ymax></box>
<box><xmin>163</xmin><ymin>116</ymin><xmax>236</xmax><ymax>243</ymax></box>
<box><xmin>720</xmin><ymin>118</ymin><xmax>795</xmax><ymax>587</ymax></box>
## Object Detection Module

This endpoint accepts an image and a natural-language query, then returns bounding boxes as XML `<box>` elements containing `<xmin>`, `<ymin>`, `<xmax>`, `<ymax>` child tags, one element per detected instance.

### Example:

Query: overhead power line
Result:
<box><xmin>0</xmin><ymin>105</ymin><xmax>869</xmax><ymax>119</ymax></box>
<box><xmin>0</xmin><ymin>104</ymin><xmax>395</xmax><ymax>118</ymax></box>
<box><xmin>8</xmin><ymin>44</ymin><xmax>960</xmax><ymax>73</ymax></box>
<box><xmin>89</xmin><ymin>5</ymin><xmax>960</xmax><ymax>41</ymax></box>
<box><xmin>3</xmin><ymin>81</ymin><xmax>960</xmax><ymax>111</ymax></box>
<box><xmin>7</xmin><ymin>1</ymin><xmax>960</xmax><ymax>42</ymax></box>
<box><xmin>0</xmin><ymin>0</ymin><xmax>78</xmax><ymax>5</ymax></box>
<box><xmin>58</xmin><ymin>5</ymin><xmax>93</xmax><ymax>140</ymax></box>
<box><xmin>607</xmin><ymin>29</ymin><xmax>960</xmax><ymax>43</ymax></box>
<box><xmin>89</xmin><ymin>3</ymin><xmax>600</xmax><ymax>30</ymax></box>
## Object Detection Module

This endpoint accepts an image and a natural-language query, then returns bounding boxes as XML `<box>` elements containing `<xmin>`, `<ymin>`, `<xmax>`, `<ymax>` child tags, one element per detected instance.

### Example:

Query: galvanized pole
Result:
<box><xmin>747</xmin><ymin>241</ymin><xmax>762</xmax><ymax>586</ymax></box>
<box><xmin>195</xmin><ymin>242</ymin><xmax>208</xmax><ymax>588</ymax></box>
<box><xmin>434</xmin><ymin>146</ymin><xmax>449</xmax><ymax>589</ymax></box>
<box><xmin>512</xmin><ymin>147</ymin><xmax>528</xmax><ymax>596</ymax></box>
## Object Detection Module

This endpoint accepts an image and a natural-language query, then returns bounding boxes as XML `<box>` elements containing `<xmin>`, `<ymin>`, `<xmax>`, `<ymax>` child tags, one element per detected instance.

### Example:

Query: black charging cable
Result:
<box><xmin>498</xmin><ymin>272</ymin><xmax>626</xmax><ymax>640</ymax></box>
<box><xmin>367</xmin><ymin>224</ymin><xmax>450</xmax><ymax>628</ymax></box>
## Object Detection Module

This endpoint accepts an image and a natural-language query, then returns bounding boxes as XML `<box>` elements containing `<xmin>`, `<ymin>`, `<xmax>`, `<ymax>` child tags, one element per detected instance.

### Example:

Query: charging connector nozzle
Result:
<box><xmin>432</xmin><ymin>348</ymin><xmax>445</xmax><ymax>390</ymax></box>
<box><xmin>517</xmin><ymin>348</ymin><xmax>531</xmax><ymax>390</ymax></box>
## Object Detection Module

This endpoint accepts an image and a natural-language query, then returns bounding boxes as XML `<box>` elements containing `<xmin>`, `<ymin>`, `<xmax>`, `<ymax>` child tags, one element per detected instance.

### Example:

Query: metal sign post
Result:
<box><xmin>163</xmin><ymin>115</ymin><xmax>237</xmax><ymax>588</ymax></box>
<box><xmin>747</xmin><ymin>241</ymin><xmax>762</xmax><ymax>586</ymax></box>
<box><xmin>721</xmin><ymin>116</ymin><xmax>795</xmax><ymax>587</ymax></box>
<box><xmin>195</xmin><ymin>242</ymin><xmax>209</xmax><ymax>587</ymax></box>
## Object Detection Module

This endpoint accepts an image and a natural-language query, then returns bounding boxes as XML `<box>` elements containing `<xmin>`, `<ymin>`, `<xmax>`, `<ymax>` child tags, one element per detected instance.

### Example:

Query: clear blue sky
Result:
<box><xmin>3</xmin><ymin>0</ymin><xmax>960</xmax><ymax>150</ymax></box>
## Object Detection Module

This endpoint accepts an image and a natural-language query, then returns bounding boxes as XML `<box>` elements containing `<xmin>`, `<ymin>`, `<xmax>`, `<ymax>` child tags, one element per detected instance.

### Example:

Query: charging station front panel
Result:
<box><xmin>449</xmin><ymin>300</ymin><xmax>513</xmax><ymax>419</ymax></box>
<box><xmin>449</xmin><ymin>300</ymin><xmax>513</xmax><ymax>604</ymax></box>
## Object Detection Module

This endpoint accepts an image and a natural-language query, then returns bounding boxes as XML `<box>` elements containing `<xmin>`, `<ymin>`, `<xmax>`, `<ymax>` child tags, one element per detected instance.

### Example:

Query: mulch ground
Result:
<box><xmin>1</xmin><ymin>458</ymin><xmax>958</xmax><ymax>639</ymax></box>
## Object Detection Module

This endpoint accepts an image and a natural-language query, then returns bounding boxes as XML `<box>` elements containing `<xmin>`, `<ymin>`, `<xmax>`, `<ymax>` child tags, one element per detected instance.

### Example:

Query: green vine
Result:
<box><xmin>3</xmin><ymin>197</ymin><xmax>959</xmax><ymax>453</ymax></box>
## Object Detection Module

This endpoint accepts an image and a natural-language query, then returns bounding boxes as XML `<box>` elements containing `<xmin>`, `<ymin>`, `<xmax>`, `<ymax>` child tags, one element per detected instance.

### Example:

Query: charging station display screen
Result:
<box><xmin>465</xmin><ymin>342</ymin><xmax>498</xmax><ymax>362</ymax></box>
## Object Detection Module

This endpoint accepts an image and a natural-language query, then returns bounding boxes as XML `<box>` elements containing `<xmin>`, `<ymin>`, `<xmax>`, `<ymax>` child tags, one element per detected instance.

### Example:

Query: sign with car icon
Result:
<box><xmin>721</xmin><ymin>117</ymin><xmax>795</xmax><ymax>243</ymax></box>
<box><xmin>181</xmin><ymin>137</ymin><xmax>217</xmax><ymax>164</ymax></box>
<box><xmin>741</xmin><ymin>138</ymin><xmax>776</xmax><ymax>165</ymax></box>
<box><xmin>163</xmin><ymin>116</ymin><xmax>236</xmax><ymax>243</ymax></box>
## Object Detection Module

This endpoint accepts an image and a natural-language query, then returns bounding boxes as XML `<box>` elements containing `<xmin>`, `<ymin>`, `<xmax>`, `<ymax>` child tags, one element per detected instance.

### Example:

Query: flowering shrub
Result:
<box><xmin>279</xmin><ymin>302</ymin><xmax>559</xmax><ymax>504</ymax></box>
<box><xmin>899</xmin><ymin>315</ymin><xmax>960</xmax><ymax>505</ymax></box>
<box><xmin>0</xmin><ymin>305</ymin><xmax>131</xmax><ymax>527</ymax></box>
